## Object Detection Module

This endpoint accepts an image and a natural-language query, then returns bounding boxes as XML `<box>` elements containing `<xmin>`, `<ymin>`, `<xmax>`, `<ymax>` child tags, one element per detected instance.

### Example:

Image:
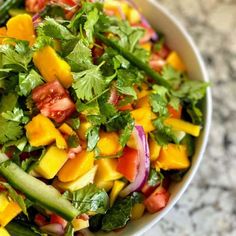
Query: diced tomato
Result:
<box><xmin>117</xmin><ymin>147</ymin><xmax>139</xmax><ymax>182</ymax></box>
<box><xmin>134</xmin><ymin>23</ymin><xmax>156</xmax><ymax>44</ymax></box>
<box><xmin>156</xmin><ymin>45</ymin><xmax>170</xmax><ymax>59</ymax></box>
<box><xmin>141</xmin><ymin>182</ymin><xmax>159</xmax><ymax>197</ymax></box>
<box><xmin>61</xmin><ymin>0</ymin><xmax>77</xmax><ymax>6</ymax></box>
<box><xmin>78</xmin><ymin>213</ymin><xmax>89</xmax><ymax>221</ymax></box>
<box><xmin>34</xmin><ymin>214</ymin><xmax>48</xmax><ymax>227</ymax></box>
<box><xmin>167</xmin><ymin>104</ymin><xmax>182</xmax><ymax>119</ymax></box>
<box><xmin>108</xmin><ymin>87</ymin><xmax>119</xmax><ymax>105</ymax></box>
<box><xmin>32</xmin><ymin>80</ymin><xmax>76</xmax><ymax>123</ymax></box>
<box><xmin>25</xmin><ymin>0</ymin><xmax>48</xmax><ymax>13</ymax></box>
<box><xmin>149</xmin><ymin>53</ymin><xmax>166</xmax><ymax>72</ymax></box>
<box><xmin>144</xmin><ymin>186</ymin><xmax>170</xmax><ymax>213</ymax></box>
<box><xmin>118</xmin><ymin>103</ymin><xmax>133</xmax><ymax>111</ymax></box>
<box><xmin>50</xmin><ymin>214</ymin><xmax>67</xmax><ymax>228</ymax></box>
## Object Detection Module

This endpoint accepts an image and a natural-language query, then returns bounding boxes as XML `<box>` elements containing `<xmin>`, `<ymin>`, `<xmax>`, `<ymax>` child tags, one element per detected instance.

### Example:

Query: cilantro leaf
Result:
<box><xmin>162</xmin><ymin>65</ymin><xmax>182</xmax><ymax>89</ymax></box>
<box><xmin>84</xmin><ymin>7</ymin><xmax>99</xmax><ymax>43</ymax></box>
<box><xmin>37</xmin><ymin>17</ymin><xmax>75</xmax><ymax>40</ymax></box>
<box><xmin>148</xmin><ymin>168</ymin><xmax>164</xmax><ymax>186</ymax></box>
<box><xmin>18</xmin><ymin>70</ymin><xmax>44</xmax><ymax>96</ymax></box>
<box><xmin>72</xmin><ymin>64</ymin><xmax>106</xmax><ymax>101</ymax></box>
<box><xmin>119</xmin><ymin>118</ymin><xmax>134</xmax><ymax>147</ymax></box>
<box><xmin>66</xmin><ymin>40</ymin><xmax>93</xmax><ymax>71</ymax></box>
<box><xmin>67</xmin><ymin>135</ymin><xmax>80</xmax><ymax>148</ymax></box>
<box><xmin>0</xmin><ymin>41</ymin><xmax>32</xmax><ymax>71</ymax></box>
<box><xmin>152</xmin><ymin>118</ymin><xmax>179</xmax><ymax>146</ymax></box>
<box><xmin>0</xmin><ymin>93</ymin><xmax>18</xmax><ymax>113</ymax></box>
<box><xmin>65</xmin><ymin>184</ymin><xmax>109</xmax><ymax>215</ymax></box>
<box><xmin>101</xmin><ymin>196</ymin><xmax>132</xmax><ymax>232</ymax></box>
<box><xmin>86</xmin><ymin>126</ymin><xmax>100</xmax><ymax>151</ymax></box>
<box><xmin>1</xmin><ymin>107</ymin><xmax>29</xmax><ymax>124</ymax></box>
<box><xmin>0</xmin><ymin>117</ymin><xmax>23</xmax><ymax>144</ymax></box>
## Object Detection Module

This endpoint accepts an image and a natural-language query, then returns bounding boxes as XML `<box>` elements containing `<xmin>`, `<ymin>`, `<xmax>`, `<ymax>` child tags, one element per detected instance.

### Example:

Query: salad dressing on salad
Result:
<box><xmin>0</xmin><ymin>0</ymin><xmax>208</xmax><ymax>235</ymax></box>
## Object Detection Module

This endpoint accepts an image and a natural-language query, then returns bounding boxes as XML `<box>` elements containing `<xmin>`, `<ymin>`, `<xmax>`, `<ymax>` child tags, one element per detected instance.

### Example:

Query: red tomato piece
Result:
<box><xmin>144</xmin><ymin>186</ymin><xmax>170</xmax><ymax>213</ymax></box>
<box><xmin>34</xmin><ymin>214</ymin><xmax>48</xmax><ymax>227</ymax></box>
<box><xmin>141</xmin><ymin>182</ymin><xmax>159</xmax><ymax>197</ymax></box>
<box><xmin>156</xmin><ymin>45</ymin><xmax>171</xmax><ymax>59</ymax></box>
<box><xmin>62</xmin><ymin>0</ymin><xmax>77</xmax><ymax>6</ymax></box>
<box><xmin>50</xmin><ymin>214</ymin><xmax>67</xmax><ymax>228</ymax></box>
<box><xmin>32</xmin><ymin>80</ymin><xmax>76</xmax><ymax>123</ymax></box>
<box><xmin>167</xmin><ymin>104</ymin><xmax>182</xmax><ymax>119</ymax></box>
<box><xmin>25</xmin><ymin>0</ymin><xmax>48</xmax><ymax>13</ymax></box>
<box><xmin>117</xmin><ymin>147</ymin><xmax>139</xmax><ymax>182</ymax></box>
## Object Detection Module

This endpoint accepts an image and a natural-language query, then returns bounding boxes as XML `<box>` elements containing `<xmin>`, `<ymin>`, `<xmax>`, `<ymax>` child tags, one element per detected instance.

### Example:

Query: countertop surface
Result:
<box><xmin>144</xmin><ymin>0</ymin><xmax>236</xmax><ymax>236</ymax></box>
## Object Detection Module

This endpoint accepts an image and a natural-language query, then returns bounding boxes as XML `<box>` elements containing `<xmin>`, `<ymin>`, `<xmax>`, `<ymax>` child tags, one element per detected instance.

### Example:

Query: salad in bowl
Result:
<box><xmin>0</xmin><ymin>0</ymin><xmax>209</xmax><ymax>235</ymax></box>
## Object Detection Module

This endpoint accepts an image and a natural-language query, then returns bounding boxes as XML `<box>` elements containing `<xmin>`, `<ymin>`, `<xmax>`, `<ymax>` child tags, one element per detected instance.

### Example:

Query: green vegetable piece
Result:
<box><xmin>148</xmin><ymin>168</ymin><xmax>164</xmax><ymax>186</ymax></box>
<box><xmin>8</xmin><ymin>8</ymin><xmax>27</xmax><ymax>17</ymax></box>
<box><xmin>6</xmin><ymin>221</ymin><xmax>40</xmax><ymax>236</ymax></box>
<box><xmin>95</xmin><ymin>32</ymin><xmax>170</xmax><ymax>89</ymax></box>
<box><xmin>0</xmin><ymin>158</ymin><xmax>79</xmax><ymax>221</ymax></box>
<box><xmin>65</xmin><ymin>183</ymin><xmax>109</xmax><ymax>215</ymax></box>
<box><xmin>102</xmin><ymin>196</ymin><xmax>132</xmax><ymax>232</ymax></box>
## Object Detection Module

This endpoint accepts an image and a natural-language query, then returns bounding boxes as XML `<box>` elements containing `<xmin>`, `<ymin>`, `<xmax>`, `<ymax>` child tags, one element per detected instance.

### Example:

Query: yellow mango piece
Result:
<box><xmin>97</xmin><ymin>132</ymin><xmax>122</xmax><ymax>157</ymax></box>
<box><xmin>166</xmin><ymin>51</ymin><xmax>186</xmax><ymax>72</ymax></box>
<box><xmin>95</xmin><ymin>158</ymin><xmax>123</xmax><ymax>183</ymax></box>
<box><xmin>54</xmin><ymin>165</ymin><xmax>97</xmax><ymax>192</ymax></box>
<box><xmin>0</xmin><ymin>27</ymin><xmax>7</xmax><ymax>44</ymax></box>
<box><xmin>77</xmin><ymin>121</ymin><xmax>92</xmax><ymax>141</ymax></box>
<box><xmin>135</xmin><ymin>83</ymin><xmax>150</xmax><ymax>99</ymax></box>
<box><xmin>25</xmin><ymin>114</ymin><xmax>67</xmax><ymax>149</ymax></box>
<box><xmin>140</xmin><ymin>42</ymin><xmax>152</xmax><ymax>52</ymax></box>
<box><xmin>33</xmin><ymin>46</ymin><xmax>73</xmax><ymax>88</ymax></box>
<box><xmin>104</xmin><ymin>0</ymin><xmax>129</xmax><ymax>18</ymax></box>
<box><xmin>58</xmin><ymin>150</ymin><xmax>94</xmax><ymax>182</ymax></box>
<box><xmin>0</xmin><ymin>228</ymin><xmax>10</xmax><ymax>236</ymax></box>
<box><xmin>127</xmin><ymin>8</ymin><xmax>141</xmax><ymax>25</ymax></box>
<box><xmin>6</xmin><ymin>14</ymin><xmax>35</xmax><ymax>46</ymax></box>
<box><xmin>34</xmin><ymin>146</ymin><xmax>68</xmax><ymax>179</ymax></box>
<box><xmin>59</xmin><ymin>123</ymin><xmax>76</xmax><ymax>136</ymax></box>
<box><xmin>0</xmin><ymin>192</ymin><xmax>9</xmax><ymax>213</ymax></box>
<box><xmin>164</xmin><ymin>118</ymin><xmax>201</xmax><ymax>137</ymax></box>
<box><xmin>131</xmin><ymin>107</ymin><xmax>156</xmax><ymax>133</ymax></box>
<box><xmin>95</xmin><ymin>180</ymin><xmax>114</xmax><ymax>192</ymax></box>
<box><xmin>131</xmin><ymin>203</ymin><xmax>145</xmax><ymax>220</ymax></box>
<box><xmin>136</xmin><ymin>96</ymin><xmax>151</xmax><ymax>108</ymax></box>
<box><xmin>127</xmin><ymin>134</ymin><xmax>137</xmax><ymax>149</ymax></box>
<box><xmin>110</xmin><ymin>180</ymin><xmax>125</xmax><ymax>207</ymax></box>
<box><xmin>72</xmin><ymin>218</ymin><xmax>89</xmax><ymax>232</ymax></box>
<box><xmin>0</xmin><ymin>201</ymin><xmax>22</xmax><ymax>227</ymax></box>
<box><xmin>149</xmin><ymin>138</ymin><xmax>161</xmax><ymax>162</ymax></box>
<box><xmin>156</xmin><ymin>144</ymin><xmax>190</xmax><ymax>170</ymax></box>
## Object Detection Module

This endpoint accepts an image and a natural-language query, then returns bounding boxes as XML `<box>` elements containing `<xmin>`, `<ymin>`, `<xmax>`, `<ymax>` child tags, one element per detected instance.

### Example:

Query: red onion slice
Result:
<box><xmin>40</xmin><ymin>223</ymin><xmax>65</xmax><ymax>235</ymax></box>
<box><xmin>119</xmin><ymin>125</ymin><xmax>150</xmax><ymax>197</ymax></box>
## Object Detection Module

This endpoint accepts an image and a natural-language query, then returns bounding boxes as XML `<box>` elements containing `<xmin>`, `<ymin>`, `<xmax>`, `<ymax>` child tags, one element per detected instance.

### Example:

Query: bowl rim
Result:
<box><xmin>133</xmin><ymin>0</ymin><xmax>212</xmax><ymax>235</ymax></box>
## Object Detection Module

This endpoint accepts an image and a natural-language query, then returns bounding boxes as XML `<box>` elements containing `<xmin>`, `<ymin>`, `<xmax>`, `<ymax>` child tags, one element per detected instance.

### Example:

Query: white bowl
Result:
<box><xmin>96</xmin><ymin>0</ymin><xmax>212</xmax><ymax>235</ymax></box>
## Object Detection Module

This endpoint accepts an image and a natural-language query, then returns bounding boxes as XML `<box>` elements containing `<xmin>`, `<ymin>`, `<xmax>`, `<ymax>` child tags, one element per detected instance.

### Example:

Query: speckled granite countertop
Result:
<box><xmin>144</xmin><ymin>0</ymin><xmax>236</xmax><ymax>235</ymax></box>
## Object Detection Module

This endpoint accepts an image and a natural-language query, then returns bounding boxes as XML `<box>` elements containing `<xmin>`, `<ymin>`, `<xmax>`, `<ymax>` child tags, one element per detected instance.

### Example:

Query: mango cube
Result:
<box><xmin>58</xmin><ymin>150</ymin><xmax>94</xmax><ymax>182</ymax></box>
<box><xmin>59</xmin><ymin>123</ymin><xmax>76</xmax><ymax>136</ymax></box>
<box><xmin>155</xmin><ymin>144</ymin><xmax>190</xmax><ymax>170</ymax></box>
<box><xmin>77</xmin><ymin>121</ymin><xmax>92</xmax><ymax>141</ymax></box>
<box><xmin>54</xmin><ymin>165</ymin><xmax>97</xmax><ymax>192</ymax></box>
<box><xmin>127</xmin><ymin>8</ymin><xmax>141</xmax><ymax>25</ymax></box>
<box><xmin>72</xmin><ymin>218</ymin><xmax>89</xmax><ymax>232</ymax></box>
<box><xmin>0</xmin><ymin>228</ymin><xmax>10</xmax><ymax>236</ymax></box>
<box><xmin>95</xmin><ymin>180</ymin><xmax>114</xmax><ymax>192</ymax></box>
<box><xmin>0</xmin><ymin>192</ymin><xmax>9</xmax><ymax>213</ymax></box>
<box><xmin>25</xmin><ymin>114</ymin><xmax>67</xmax><ymax>149</ymax></box>
<box><xmin>149</xmin><ymin>138</ymin><xmax>161</xmax><ymax>162</ymax></box>
<box><xmin>166</xmin><ymin>51</ymin><xmax>186</xmax><ymax>72</ymax></box>
<box><xmin>97</xmin><ymin>132</ymin><xmax>122</xmax><ymax>156</ymax></box>
<box><xmin>131</xmin><ymin>203</ymin><xmax>145</xmax><ymax>220</ymax></box>
<box><xmin>131</xmin><ymin>107</ymin><xmax>156</xmax><ymax>133</ymax></box>
<box><xmin>33</xmin><ymin>46</ymin><xmax>73</xmax><ymax>88</ymax></box>
<box><xmin>164</xmin><ymin>118</ymin><xmax>201</xmax><ymax>137</ymax></box>
<box><xmin>110</xmin><ymin>180</ymin><xmax>125</xmax><ymax>207</ymax></box>
<box><xmin>6</xmin><ymin>14</ymin><xmax>35</xmax><ymax>46</ymax></box>
<box><xmin>0</xmin><ymin>27</ymin><xmax>7</xmax><ymax>44</ymax></box>
<box><xmin>95</xmin><ymin>158</ymin><xmax>123</xmax><ymax>183</ymax></box>
<box><xmin>34</xmin><ymin>146</ymin><xmax>68</xmax><ymax>179</ymax></box>
<box><xmin>0</xmin><ymin>201</ymin><xmax>22</xmax><ymax>227</ymax></box>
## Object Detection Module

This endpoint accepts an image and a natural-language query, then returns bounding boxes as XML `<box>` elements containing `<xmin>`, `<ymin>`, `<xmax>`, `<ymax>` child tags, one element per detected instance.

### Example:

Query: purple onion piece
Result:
<box><xmin>119</xmin><ymin>125</ymin><xmax>150</xmax><ymax>197</ymax></box>
<box><xmin>32</xmin><ymin>13</ymin><xmax>41</xmax><ymax>22</ymax></box>
<box><xmin>40</xmin><ymin>223</ymin><xmax>65</xmax><ymax>236</ymax></box>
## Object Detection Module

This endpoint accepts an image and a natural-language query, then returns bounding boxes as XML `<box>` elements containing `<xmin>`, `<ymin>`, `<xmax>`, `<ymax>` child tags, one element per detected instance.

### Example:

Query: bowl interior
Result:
<box><xmin>95</xmin><ymin>0</ymin><xmax>212</xmax><ymax>235</ymax></box>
